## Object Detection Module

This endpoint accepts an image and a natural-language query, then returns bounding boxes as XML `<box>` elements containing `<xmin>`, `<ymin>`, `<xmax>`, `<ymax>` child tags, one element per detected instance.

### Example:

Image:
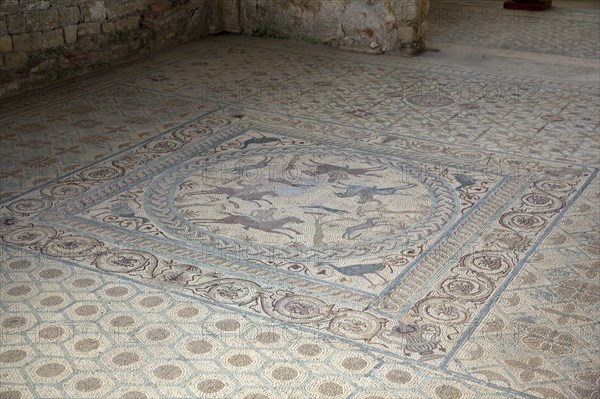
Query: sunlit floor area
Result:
<box><xmin>0</xmin><ymin>1</ymin><xmax>599</xmax><ymax>398</ymax></box>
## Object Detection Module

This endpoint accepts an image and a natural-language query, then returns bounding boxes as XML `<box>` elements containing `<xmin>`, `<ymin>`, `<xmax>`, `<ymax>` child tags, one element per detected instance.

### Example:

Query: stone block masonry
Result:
<box><xmin>0</xmin><ymin>0</ymin><xmax>211</xmax><ymax>98</ymax></box>
<box><xmin>237</xmin><ymin>0</ymin><xmax>430</xmax><ymax>56</ymax></box>
<box><xmin>1</xmin><ymin>0</ymin><xmax>429</xmax><ymax>99</ymax></box>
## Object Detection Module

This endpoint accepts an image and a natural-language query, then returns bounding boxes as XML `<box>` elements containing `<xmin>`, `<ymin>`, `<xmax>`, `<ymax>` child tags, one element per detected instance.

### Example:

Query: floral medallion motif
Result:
<box><xmin>521</xmin><ymin>326</ymin><xmax>578</xmax><ymax>355</ymax></box>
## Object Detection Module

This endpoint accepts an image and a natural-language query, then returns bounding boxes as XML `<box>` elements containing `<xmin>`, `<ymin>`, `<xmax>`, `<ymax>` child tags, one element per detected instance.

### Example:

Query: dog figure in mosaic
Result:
<box><xmin>342</xmin><ymin>218</ymin><xmax>379</xmax><ymax>240</ymax></box>
<box><xmin>186</xmin><ymin>186</ymin><xmax>278</xmax><ymax>207</ymax></box>
<box><xmin>228</xmin><ymin>156</ymin><xmax>273</xmax><ymax>176</ymax></box>
<box><xmin>191</xmin><ymin>210</ymin><xmax>304</xmax><ymax>239</ymax></box>
<box><xmin>334</xmin><ymin>183</ymin><xmax>416</xmax><ymax>204</ymax></box>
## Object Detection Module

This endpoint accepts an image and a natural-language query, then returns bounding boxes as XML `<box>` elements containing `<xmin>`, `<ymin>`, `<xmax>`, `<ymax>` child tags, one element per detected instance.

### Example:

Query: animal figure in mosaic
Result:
<box><xmin>186</xmin><ymin>186</ymin><xmax>278</xmax><ymax>207</ymax></box>
<box><xmin>283</xmin><ymin>154</ymin><xmax>301</xmax><ymax>175</ymax></box>
<box><xmin>334</xmin><ymin>183</ymin><xmax>416</xmax><ymax>204</ymax></box>
<box><xmin>318</xmin><ymin>260</ymin><xmax>388</xmax><ymax>287</ymax></box>
<box><xmin>239</xmin><ymin>136</ymin><xmax>281</xmax><ymax>149</ymax></box>
<box><xmin>228</xmin><ymin>108</ymin><xmax>245</xmax><ymax>119</ymax></box>
<box><xmin>228</xmin><ymin>156</ymin><xmax>273</xmax><ymax>176</ymax></box>
<box><xmin>269</xmin><ymin>155</ymin><xmax>318</xmax><ymax>187</ymax></box>
<box><xmin>191</xmin><ymin>210</ymin><xmax>304</xmax><ymax>239</ymax></box>
<box><xmin>454</xmin><ymin>173</ymin><xmax>476</xmax><ymax>191</ymax></box>
<box><xmin>303</xmin><ymin>160</ymin><xmax>386</xmax><ymax>182</ymax></box>
<box><xmin>269</xmin><ymin>176</ymin><xmax>315</xmax><ymax>188</ymax></box>
<box><xmin>392</xmin><ymin>321</ymin><xmax>442</xmax><ymax>358</ymax></box>
<box><xmin>110</xmin><ymin>201</ymin><xmax>149</xmax><ymax>223</ymax></box>
<box><xmin>357</xmin><ymin>203</ymin><xmax>429</xmax><ymax>217</ymax></box>
<box><xmin>342</xmin><ymin>218</ymin><xmax>379</xmax><ymax>240</ymax></box>
<box><xmin>300</xmin><ymin>205</ymin><xmax>349</xmax><ymax>215</ymax></box>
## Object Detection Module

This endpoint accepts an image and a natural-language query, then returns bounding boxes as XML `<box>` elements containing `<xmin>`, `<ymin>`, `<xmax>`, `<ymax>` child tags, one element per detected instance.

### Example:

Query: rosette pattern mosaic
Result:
<box><xmin>1</xmin><ymin>35</ymin><xmax>599</xmax><ymax>399</ymax></box>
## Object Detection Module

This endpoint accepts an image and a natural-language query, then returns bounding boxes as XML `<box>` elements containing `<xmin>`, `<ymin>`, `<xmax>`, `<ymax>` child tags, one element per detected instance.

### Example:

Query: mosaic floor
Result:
<box><xmin>428</xmin><ymin>0</ymin><xmax>600</xmax><ymax>59</ymax></box>
<box><xmin>1</xmin><ymin>9</ymin><xmax>599</xmax><ymax>399</ymax></box>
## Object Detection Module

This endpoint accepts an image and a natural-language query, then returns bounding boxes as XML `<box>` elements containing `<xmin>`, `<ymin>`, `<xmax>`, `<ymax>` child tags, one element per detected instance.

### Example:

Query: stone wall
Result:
<box><xmin>238</xmin><ymin>0</ymin><xmax>429</xmax><ymax>55</ymax></box>
<box><xmin>0</xmin><ymin>0</ymin><xmax>211</xmax><ymax>98</ymax></box>
<box><xmin>0</xmin><ymin>0</ymin><xmax>430</xmax><ymax>98</ymax></box>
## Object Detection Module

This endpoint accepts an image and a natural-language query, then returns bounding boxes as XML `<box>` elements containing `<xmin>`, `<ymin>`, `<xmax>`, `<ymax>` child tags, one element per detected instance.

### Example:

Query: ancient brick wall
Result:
<box><xmin>238</xmin><ymin>0</ymin><xmax>429</xmax><ymax>55</ymax></box>
<box><xmin>0</xmin><ymin>0</ymin><xmax>210</xmax><ymax>98</ymax></box>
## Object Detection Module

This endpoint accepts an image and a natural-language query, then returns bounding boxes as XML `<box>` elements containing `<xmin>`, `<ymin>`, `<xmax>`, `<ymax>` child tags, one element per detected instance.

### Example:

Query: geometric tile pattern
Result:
<box><xmin>448</xmin><ymin>176</ymin><xmax>600</xmax><ymax>399</ymax></box>
<box><xmin>0</xmin><ymin>86</ymin><xmax>219</xmax><ymax>201</ymax></box>
<box><xmin>1</xmin><ymin>247</ymin><xmax>523</xmax><ymax>399</ymax></box>
<box><xmin>126</xmin><ymin>43</ymin><xmax>600</xmax><ymax>168</ymax></box>
<box><xmin>428</xmin><ymin>0</ymin><xmax>600</xmax><ymax>60</ymax></box>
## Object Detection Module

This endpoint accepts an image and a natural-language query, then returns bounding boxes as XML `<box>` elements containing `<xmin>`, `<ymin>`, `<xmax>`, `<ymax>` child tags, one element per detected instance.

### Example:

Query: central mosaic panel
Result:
<box><xmin>71</xmin><ymin>125</ymin><xmax>497</xmax><ymax>295</ymax></box>
<box><xmin>2</xmin><ymin>111</ymin><xmax>588</xmax><ymax>362</ymax></box>
<box><xmin>143</xmin><ymin>138</ymin><xmax>461</xmax><ymax>283</ymax></box>
<box><xmin>170</xmin><ymin>152</ymin><xmax>433</xmax><ymax>248</ymax></box>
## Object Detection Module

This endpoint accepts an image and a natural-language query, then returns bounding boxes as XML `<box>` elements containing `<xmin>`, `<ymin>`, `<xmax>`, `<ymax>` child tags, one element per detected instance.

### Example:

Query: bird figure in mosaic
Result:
<box><xmin>110</xmin><ymin>201</ymin><xmax>149</xmax><ymax>223</ymax></box>
<box><xmin>392</xmin><ymin>321</ymin><xmax>443</xmax><ymax>357</ymax></box>
<box><xmin>229</xmin><ymin>108</ymin><xmax>246</xmax><ymax>119</ymax></box>
<box><xmin>317</xmin><ymin>261</ymin><xmax>387</xmax><ymax>287</ymax></box>
<box><xmin>453</xmin><ymin>173</ymin><xmax>476</xmax><ymax>191</ymax></box>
